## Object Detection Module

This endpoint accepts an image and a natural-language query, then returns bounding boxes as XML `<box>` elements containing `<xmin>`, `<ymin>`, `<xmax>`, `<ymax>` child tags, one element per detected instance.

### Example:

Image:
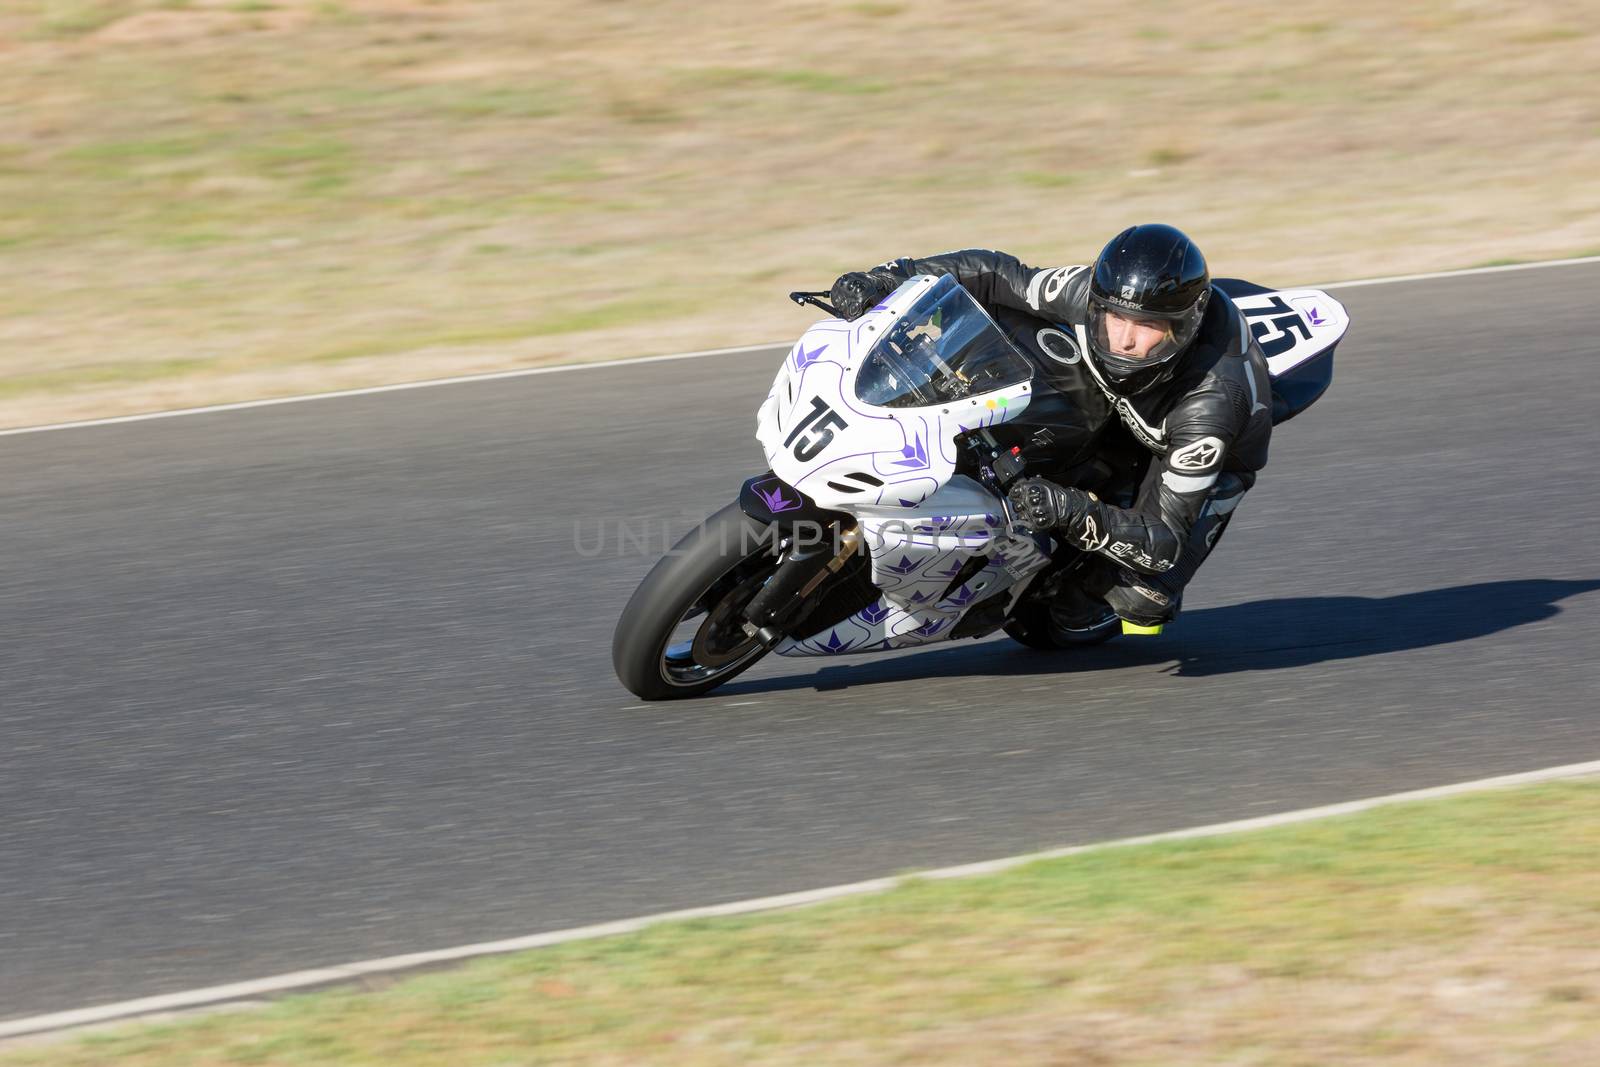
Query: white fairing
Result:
<box><xmin>753</xmin><ymin>275</ymin><xmax>1050</xmax><ymax>657</ymax></box>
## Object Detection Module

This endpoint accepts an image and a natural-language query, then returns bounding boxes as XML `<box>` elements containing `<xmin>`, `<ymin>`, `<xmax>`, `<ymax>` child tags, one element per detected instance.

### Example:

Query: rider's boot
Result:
<box><xmin>1113</xmin><ymin>590</ymin><xmax>1182</xmax><ymax>636</ymax></box>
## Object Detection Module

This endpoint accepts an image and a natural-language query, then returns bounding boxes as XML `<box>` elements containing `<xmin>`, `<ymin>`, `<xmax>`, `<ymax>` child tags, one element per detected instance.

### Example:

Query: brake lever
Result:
<box><xmin>789</xmin><ymin>291</ymin><xmax>841</xmax><ymax>317</ymax></box>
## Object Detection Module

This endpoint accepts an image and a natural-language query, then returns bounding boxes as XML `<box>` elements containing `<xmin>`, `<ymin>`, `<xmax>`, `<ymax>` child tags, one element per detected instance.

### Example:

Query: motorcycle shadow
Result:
<box><xmin>720</xmin><ymin>578</ymin><xmax>1600</xmax><ymax>694</ymax></box>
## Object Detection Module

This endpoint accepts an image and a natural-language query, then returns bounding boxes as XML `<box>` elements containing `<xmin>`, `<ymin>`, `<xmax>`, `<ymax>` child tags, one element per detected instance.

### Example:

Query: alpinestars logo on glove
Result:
<box><xmin>1078</xmin><ymin>515</ymin><xmax>1106</xmax><ymax>551</ymax></box>
<box><xmin>1169</xmin><ymin>437</ymin><xmax>1224</xmax><ymax>472</ymax></box>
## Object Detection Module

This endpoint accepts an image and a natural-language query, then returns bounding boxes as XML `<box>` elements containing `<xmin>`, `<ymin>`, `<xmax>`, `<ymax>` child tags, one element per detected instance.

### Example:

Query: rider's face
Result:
<box><xmin>1102</xmin><ymin>310</ymin><xmax>1171</xmax><ymax>360</ymax></box>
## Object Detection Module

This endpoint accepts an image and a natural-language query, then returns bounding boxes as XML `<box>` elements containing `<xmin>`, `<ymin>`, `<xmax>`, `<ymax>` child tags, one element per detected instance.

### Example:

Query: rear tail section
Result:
<box><xmin>1216</xmin><ymin>278</ymin><xmax>1349</xmax><ymax>425</ymax></box>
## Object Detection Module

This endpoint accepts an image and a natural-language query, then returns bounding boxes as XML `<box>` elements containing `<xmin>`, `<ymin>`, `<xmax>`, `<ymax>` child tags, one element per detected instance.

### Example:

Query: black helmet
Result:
<box><xmin>1085</xmin><ymin>224</ymin><xmax>1211</xmax><ymax>396</ymax></box>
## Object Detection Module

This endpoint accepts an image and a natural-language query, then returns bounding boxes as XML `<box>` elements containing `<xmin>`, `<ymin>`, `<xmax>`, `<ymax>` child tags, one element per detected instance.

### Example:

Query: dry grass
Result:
<box><xmin>1</xmin><ymin>0</ymin><xmax>1598</xmax><ymax>427</ymax></box>
<box><xmin>5</xmin><ymin>780</ymin><xmax>1599</xmax><ymax>1065</ymax></box>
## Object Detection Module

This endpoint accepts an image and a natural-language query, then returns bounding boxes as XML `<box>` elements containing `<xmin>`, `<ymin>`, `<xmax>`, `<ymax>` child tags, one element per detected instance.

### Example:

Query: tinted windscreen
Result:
<box><xmin>854</xmin><ymin>275</ymin><xmax>1032</xmax><ymax>409</ymax></box>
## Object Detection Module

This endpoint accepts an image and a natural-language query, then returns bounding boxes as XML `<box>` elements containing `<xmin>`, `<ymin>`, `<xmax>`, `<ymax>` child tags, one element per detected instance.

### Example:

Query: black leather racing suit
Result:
<box><xmin>869</xmin><ymin>249</ymin><xmax>1275</xmax><ymax>625</ymax></box>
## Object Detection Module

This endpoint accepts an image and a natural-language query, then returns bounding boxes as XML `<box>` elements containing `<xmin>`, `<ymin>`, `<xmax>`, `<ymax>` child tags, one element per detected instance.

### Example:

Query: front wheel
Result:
<box><xmin>612</xmin><ymin>503</ymin><xmax>778</xmax><ymax>701</ymax></box>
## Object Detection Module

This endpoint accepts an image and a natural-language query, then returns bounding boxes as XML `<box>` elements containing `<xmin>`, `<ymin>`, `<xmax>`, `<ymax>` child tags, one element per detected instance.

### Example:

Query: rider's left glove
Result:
<box><xmin>1007</xmin><ymin>477</ymin><xmax>1107</xmax><ymax>551</ymax></box>
<box><xmin>829</xmin><ymin>271</ymin><xmax>898</xmax><ymax>320</ymax></box>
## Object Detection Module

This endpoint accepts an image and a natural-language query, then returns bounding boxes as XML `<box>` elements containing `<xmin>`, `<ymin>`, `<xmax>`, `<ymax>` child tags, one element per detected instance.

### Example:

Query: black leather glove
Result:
<box><xmin>829</xmin><ymin>271</ymin><xmax>898</xmax><ymax>320</ymax></box>
<box><xmin>1007</xmin><ymin>477</ymin><xmax>1107</xmax><ymax>551</ymax></box>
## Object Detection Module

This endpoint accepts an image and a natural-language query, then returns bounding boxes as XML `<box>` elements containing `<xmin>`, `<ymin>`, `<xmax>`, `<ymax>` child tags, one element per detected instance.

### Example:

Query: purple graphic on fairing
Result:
<box><xmin>819</xmin><ymin>631</ymin><xmax>856</xmax><ymax>653</ymax></box>
<box><xmin>884</xmin><ymin>554</ymin><xmax>920</xmax><ymax>575</ymax></box>
<box><xmin>858</xmin><ymin>600</ymin><xmax>892</xmax><ymax>625</ymax></box>
<box><xmin>751</xmin><ymin>477</ymin><xmax>802</xmax><ymax>514</ymax></box>
<box><xmin>946</xmin><ymin>583</ymin><xmax>979</xmax><ymax>607</ymax></box>
<box><xmin>792</xmin><ymin>341</ymin><xmax>829</xmax><ymax>370</ymax></box>
<box><xmin>892</xmin><ymin>433</ymin><xmax>929</xmax><ymax>470</ymax></box>
<box><xmin>1306</xmin><ymin>306</ymin><xmax>1327</xmax><ymax>327</ymax></box>
<box><xmin>909</xmin><ymin>618</ymin><xmax>948</xmax><ymax>637</ymax></box>
<box><xmin>934</xmin><ymin>559</ymin><xmax>966</xmax><ymax>578</ymax></box>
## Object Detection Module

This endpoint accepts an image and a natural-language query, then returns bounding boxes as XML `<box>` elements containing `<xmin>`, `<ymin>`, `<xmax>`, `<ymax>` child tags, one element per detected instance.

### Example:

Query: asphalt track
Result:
<box><xmin>3</xmin><ymin>264</ymin><xmax>1600</xmax><ymax>1022</ymax></box>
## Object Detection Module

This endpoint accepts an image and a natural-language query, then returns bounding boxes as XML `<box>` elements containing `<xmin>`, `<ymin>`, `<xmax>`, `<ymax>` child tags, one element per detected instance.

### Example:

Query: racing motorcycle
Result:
<box><xmin>613</xmin><ymin>272</ymin><xmax>1348</xmax><ymax>700</ymax></box>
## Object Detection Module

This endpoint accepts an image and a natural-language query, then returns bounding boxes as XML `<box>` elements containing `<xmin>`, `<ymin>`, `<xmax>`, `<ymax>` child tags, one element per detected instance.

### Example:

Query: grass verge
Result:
<box><xmin>1</xmin><ymin>1</ymin><xmax>1598</xmax><ymax>427</ymax></box>
<box><xmin>7</xmin><ymin>779</ymin><xmax>1600</xmax><ymax>1065</ymax></box>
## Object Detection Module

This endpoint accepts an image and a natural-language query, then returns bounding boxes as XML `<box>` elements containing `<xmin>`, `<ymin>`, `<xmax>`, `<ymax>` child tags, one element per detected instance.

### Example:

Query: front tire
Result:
<box><xmin>612</xmin><ymin>503</ymin><xmax>778</xmax><ymax>701</ymax></box>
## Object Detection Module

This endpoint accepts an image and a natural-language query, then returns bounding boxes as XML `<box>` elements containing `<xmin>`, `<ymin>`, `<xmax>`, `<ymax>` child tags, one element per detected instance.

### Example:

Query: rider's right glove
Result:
<box><xmin>1007</xmin><ymin>477</ymin><xmax>1109</xmax><ymax>552</ymax></box>
<box><xmin>829</xmin><ymin>271</ymin><xmax>898</xmax><ymax>320</ymax></box>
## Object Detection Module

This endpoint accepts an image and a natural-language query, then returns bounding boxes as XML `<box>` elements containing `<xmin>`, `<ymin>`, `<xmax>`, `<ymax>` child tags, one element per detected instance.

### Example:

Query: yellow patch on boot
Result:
<box><xmin>1121</xmin><ymin>620</ymin><xmax>1164</xmax><ymax>636</ymax></box>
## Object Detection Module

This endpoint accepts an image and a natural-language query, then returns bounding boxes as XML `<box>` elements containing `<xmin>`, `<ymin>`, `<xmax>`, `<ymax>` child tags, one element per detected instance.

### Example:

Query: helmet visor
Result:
<box><xmin>1087</xmin><ymin>297</ymin><xmax>1205</xmax><ymax>379</ymax></box>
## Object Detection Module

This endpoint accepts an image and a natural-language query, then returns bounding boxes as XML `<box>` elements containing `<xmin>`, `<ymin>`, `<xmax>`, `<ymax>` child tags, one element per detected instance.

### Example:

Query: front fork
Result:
<box><xmin>739</xmin><ymin>524</ymin><xmax>863</xmax><ymax>648</ymax></box>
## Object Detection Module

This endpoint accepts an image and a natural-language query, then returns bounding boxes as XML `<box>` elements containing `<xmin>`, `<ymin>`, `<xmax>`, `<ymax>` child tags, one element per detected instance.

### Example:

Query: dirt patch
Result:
<box><xmin>91</xmin><ymin>9</ymin><xmax>313</xmax><ymax>44</ymax></box>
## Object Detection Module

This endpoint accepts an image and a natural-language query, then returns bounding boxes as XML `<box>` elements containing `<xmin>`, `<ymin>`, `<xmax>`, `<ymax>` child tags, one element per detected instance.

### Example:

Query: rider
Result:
<box><xmin>828</xmin><ymin>224</ymin><xmax>1274</xmax><ymax>632</ymax></box>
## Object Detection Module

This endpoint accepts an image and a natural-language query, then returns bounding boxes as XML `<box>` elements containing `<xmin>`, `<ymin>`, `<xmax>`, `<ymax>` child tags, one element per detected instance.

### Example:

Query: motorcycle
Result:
<box><xmin>613</xmin><ymin>272</ymin><xmax>1348</xmax><ymax>700</ymax></box>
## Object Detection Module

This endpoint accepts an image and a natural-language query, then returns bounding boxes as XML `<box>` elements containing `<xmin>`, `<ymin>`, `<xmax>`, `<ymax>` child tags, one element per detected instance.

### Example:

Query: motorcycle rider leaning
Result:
<box><xmin>829</xmin><ymin>224</ymin><xmax>1273</xmax><ymax>633</ymax></box>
